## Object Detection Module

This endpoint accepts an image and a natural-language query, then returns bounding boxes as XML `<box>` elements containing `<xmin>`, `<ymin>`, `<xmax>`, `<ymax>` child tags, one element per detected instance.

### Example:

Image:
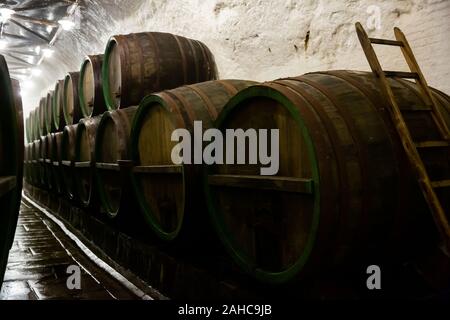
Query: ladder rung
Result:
<box><xmin>384</xmin><ymin>71</ymin><xmax>419</xmax><ymax>79</ymax></box>
<box><xmin>415</xmin><ymin>140</ymin><xmax>450</xmax><ymax>148</ymax></box>
<box><xmin>369</xmin><ymin>38</ymin><xmax>404</xmax><ymax>46</ymax></box>
<box><xmin>431</xmin><ymin>180</ymin><xmax>450</xmax><ymax>189</ymax></box>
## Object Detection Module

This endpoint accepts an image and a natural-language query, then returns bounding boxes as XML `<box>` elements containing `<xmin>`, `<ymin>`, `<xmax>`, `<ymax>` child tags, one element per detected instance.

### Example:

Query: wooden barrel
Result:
<box><xmin>61</xmin><ymin>124</ymin><xmax>78</xmax><ymax>200</ymax></box>
<box><xmin>0</xmin><ymin>56</ymin><xmax>24</xmax><ymax>283</ymax></box>
<box><xmin>74</xmin><ymin>116</ymin><xmax>101</xmax><ymax>207</ymax></box>
<box><xmin>103</xmin><ymin>32</ymin><xmax>218</xmax><ymax>110</ymax></box>
<box><xmin>129</xmin><ymin>80</ymin><xmax>256</xmax><ymax>242</ymax></box>
<box><xmin>45</xmin><ymin>90</ymin><xmax>55</xmax><ymax>133</ymax></box>
<box><xmin>38</xmin><ymin>97</ymin><xmax>47</xmax><ymax>137</ymax></box>
<box><xmin>63</xmin><ymin>72</ymin><xmax>82</xmax><ymax>125</ymax></box>
<box><xmin>53</xmin><ymin>79</ymin><xmax>65</xmax><ymax>130</ymax></box>
<box><xmin>94</xmin><ymin>106</ymin><xmax>137</xmax><ymax>217</ymax></box>
<box><xmin>49</xmin><ymin>132</ymin><xmax>65</xmax><ymax>195</ymax></box>
<box><xmin>202</xmin><ymin>70</ymin><xmax>450</xmax><ymax>284</ymax></box>
<box><xmin>79</xmin><ymin>54</ymin><xmax>107</xmax><ymax>117</ymax></box>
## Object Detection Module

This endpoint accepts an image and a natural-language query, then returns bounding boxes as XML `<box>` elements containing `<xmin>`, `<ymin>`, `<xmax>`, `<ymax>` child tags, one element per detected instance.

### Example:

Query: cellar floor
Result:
<box><xmin>0</xmin><ymin>201</ymin><xmax>139</xmax><ymax>300</ymax></box>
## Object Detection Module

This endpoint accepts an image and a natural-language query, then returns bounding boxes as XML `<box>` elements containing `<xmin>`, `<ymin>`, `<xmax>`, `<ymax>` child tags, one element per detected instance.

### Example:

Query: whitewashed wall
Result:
<box><xmin>20</xmin><ymin>0</ymin><xmax>450</xmax><ymax>116</ymax></box>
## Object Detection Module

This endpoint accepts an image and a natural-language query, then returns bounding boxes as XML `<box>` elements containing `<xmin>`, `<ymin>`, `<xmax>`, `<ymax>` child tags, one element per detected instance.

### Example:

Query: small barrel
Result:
<box><xmin>74</xmin><ymin>116</ymin><xmax>101</xmax><ymax>207</ymax></box>
<box><xmin>202</xmin><ymin>70</ymin><xmax>450</xmax><ymax>284</ymax></box>
<box><xmin>94</xmin><ymin>106</ymin><xmax>137</xmax><ymax>217</ymax></box>
<box><xmin>79</xmin><ymin>54</ymin><xmax>107</xmax><ymax>117</ymax></box>
<box><xmin>45</xmin><ymin>90</ymin><xmax>55</xmax><ymax>133</ymax></box>
<box><xmin>103</xmin><ymin>32</ymin><xmax>218</xmax><ymax>110</ymax></box>
<box><xmin>130</xmin><ymin>80</ymin><xmax>256</xmax><ymax>242</ymax></box>
<box><xmin>61</xmin><ymin>124</ymin><xmax>78</xmax><ymax>200</ymax></box>
<box><xmin>63</xmin><ymin>72</ymin><xmax>82</xmax><ymax>125</ymax></box>
<box><xmin>53</xmin><ymin>79</ymin><xmax>66</xmax><ymax>130</ymax></box>
<box><xmin>38</xmin><ymin>97</ymin><xmax>47</xmax><ymax>137</ymax></box>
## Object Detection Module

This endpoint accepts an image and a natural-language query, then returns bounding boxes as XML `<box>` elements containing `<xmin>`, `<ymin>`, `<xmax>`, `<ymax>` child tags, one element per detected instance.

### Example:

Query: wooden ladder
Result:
<box><xmin>355</xmin><ymin>22</ymin><xmax>450</xmax><ymax>251</ymax></box>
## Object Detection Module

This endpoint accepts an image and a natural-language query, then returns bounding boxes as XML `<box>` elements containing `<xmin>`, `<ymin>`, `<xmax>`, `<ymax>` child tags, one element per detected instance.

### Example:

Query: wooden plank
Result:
<box><xmin>133</xmin><ymin>165</ymin><xmax>183</xmax><ymax>174</ymax></box>
<box><xmin>384</xmin><ymin>71</ymin><xmax>419</xmax><ymax>79</ymax></box>
<box><xmin>432</xmin><ymin>180</ymin><xmax>450</xmax><ymax>189</ymax></box>
<box><xmin>208</xmin><ymin>174</ymin><xmax>314</xmax><ymax>194</ymax></box>
<box><xmin>415</xmin><ymin>141</ymin><xmax>449</xmax><ymax>148</ymax></box>
<box><xmin>369</xmin><ymin>38</ymin><xmax>403</xmax><ymax>46</ymax></box>
<box><xmin>0</xmin><ymin>176</ymin><xmax>17</xmax><ymax>197</ymax></box>
<box><xmin>74</xmin><ymin>161</ymin><xmax>91</xmax><ymax>168</ymax></box>
<box><xmin>96</xmin><ymin>162</ymin><xmax>120</xmax><ymax>171</ymax></box>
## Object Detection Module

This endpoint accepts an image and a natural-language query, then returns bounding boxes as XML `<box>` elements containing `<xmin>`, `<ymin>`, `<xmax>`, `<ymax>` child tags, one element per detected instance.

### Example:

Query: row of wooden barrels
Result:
<box><xmin>24</xmin><ymin>59</ymin><xmax>450</xmax><ymax>284</ymax></box>
<box><xmin>24</xmin><ymin>32</ymin><xmax>217</xmax><ymax>143</ymax></box>
<box><xmin>0</xmin><ymin>55</ymin><xmax>24</xmax><ymax>284</ymax></box>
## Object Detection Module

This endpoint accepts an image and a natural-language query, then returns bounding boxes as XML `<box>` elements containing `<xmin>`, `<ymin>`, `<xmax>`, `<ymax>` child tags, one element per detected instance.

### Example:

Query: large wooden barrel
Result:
<box><xmin>38</xmin><ymin>97</ymin><xmax>47</xmax><ymax>137</ymax></box>
<box><xmin>63</xmin><ymin>72</ymin><xmax>82</xmax><ymax>125</ymax></box>
<box><xmin>79</xmin><ymin>54</ymin><xmax>107</xmax><ymax>117</ymax></box>
<box><xmin>45</xmin><ymin>91</ymin><xmax>55</xmax><ymax>133</ymax></box>
<box><xmin>129</xmin><ymin>80</ymin><xmax>256</xmax><ymax>242</ymax></box>
<box><xmin>0</xmin><ymin>56</ymin><xmax>24</xmax><ymax>283</ymax></box>
<box><xmin>103</xmin><ymin>32</ymin><xmax>218</xmax><ymax>110</ymax></box>
<box><xmin>202</xmin><ymin>70</ymin><xmax>450</xmax><ymax>284</ymax></box>
<box><xmin>94</xmin><ymin>106</ymin><xmax>137</xmax><ymax>217</ymax></box>
<box><xmin>61</xmin><ymin>124</ymin><xmax>78</xmax><ymax>200</ymax></box>
<box><xmin>53</xmin><ymin>79</ymin><xmax>65</xmax><ymax>130</ymax></box>
<box><xmin>74</xmin><ymin>116</ymin><xmax>101</xmax><ymax>207</ymax></box>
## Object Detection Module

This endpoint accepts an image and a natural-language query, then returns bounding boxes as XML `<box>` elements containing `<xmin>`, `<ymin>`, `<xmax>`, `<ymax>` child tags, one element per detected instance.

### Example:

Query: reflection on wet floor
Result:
<box><xmin>0</xmin><ymin>202</ymin><xmax>138</xmax><ymax>300</ymax></box>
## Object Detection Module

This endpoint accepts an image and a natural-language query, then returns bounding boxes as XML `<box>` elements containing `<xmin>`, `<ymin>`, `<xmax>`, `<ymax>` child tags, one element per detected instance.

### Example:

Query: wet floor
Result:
<box><xmin>0</xmin><ymin>201</ymin><xmax>138</xmax><ymax>300</ymax></box>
